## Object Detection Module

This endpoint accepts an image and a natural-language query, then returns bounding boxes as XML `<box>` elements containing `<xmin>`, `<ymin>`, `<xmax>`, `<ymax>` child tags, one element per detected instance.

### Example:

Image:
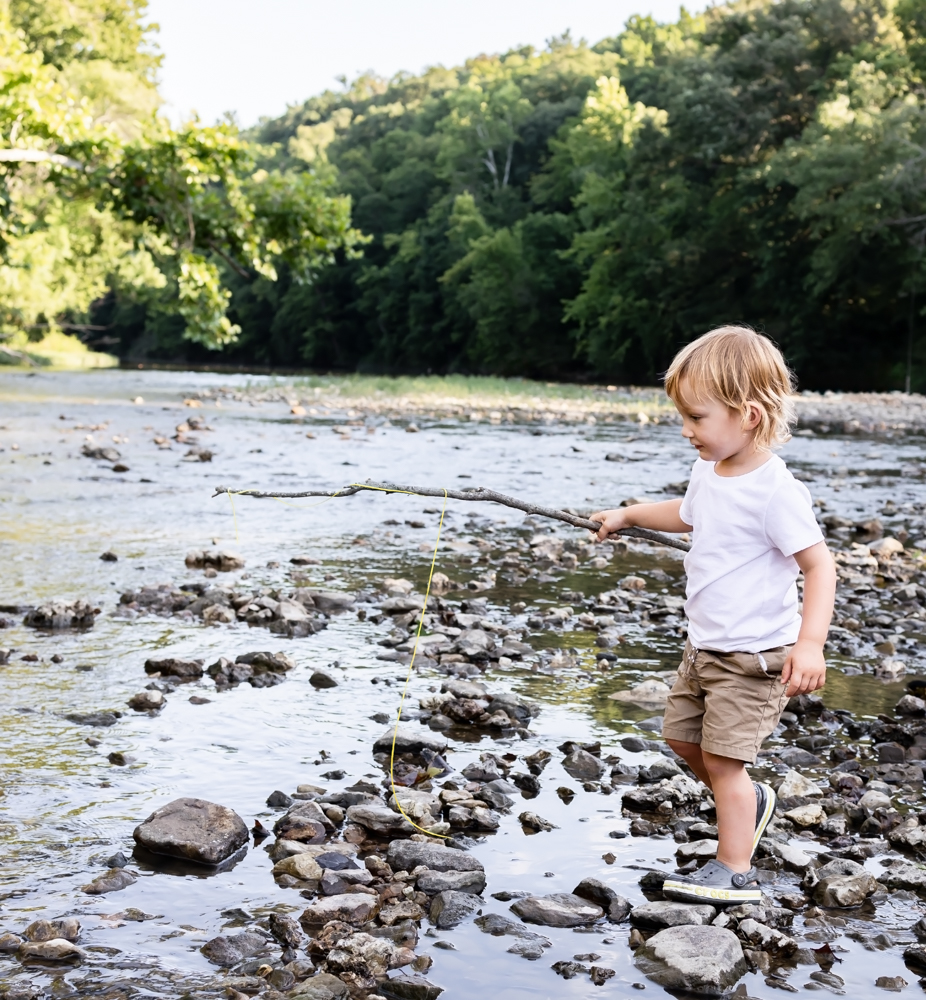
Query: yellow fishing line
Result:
<box><xmin>224</xmin><ymin>481</ymin><xmax>451</xmax><ymax>839</ymax></box>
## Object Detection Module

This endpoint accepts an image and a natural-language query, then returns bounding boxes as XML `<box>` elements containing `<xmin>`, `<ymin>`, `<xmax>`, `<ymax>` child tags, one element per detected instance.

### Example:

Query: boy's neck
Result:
<box><xmin>714</xmin><ymin>442</ymin><xmax>772</xmax><ymax>478</ymax></box>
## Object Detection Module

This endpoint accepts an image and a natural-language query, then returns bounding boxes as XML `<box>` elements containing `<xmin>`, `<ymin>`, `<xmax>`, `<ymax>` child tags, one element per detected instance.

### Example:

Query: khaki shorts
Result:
<box><xmin>662</xmin><ymin>640</ymin><xmax>793</xmax><ymax>763</ymax></box>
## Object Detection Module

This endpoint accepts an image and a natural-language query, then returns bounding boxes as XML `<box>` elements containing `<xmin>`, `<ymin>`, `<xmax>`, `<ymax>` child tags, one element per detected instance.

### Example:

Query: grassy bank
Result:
<box><xmin>0</xmin><ymin>330</ymin><xmax>118</xmax><ymax>370</ymax></box>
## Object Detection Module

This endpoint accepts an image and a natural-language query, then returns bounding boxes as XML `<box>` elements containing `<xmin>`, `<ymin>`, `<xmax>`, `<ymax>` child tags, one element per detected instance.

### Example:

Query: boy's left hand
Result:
<box><xmin>780</xmin><ymin>640</ymin><xmax>826</xmax><ymax>697</ymax></box>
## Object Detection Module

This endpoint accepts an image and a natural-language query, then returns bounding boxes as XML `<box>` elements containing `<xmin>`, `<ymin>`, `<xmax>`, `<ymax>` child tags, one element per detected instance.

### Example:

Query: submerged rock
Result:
<box><xmin>201</xmin><ymin>930</ymin><xmax>268</xmax><ymax>966</ymax></box>
<box><xmin>289</xmin><ymin>972</ymin><xmax>350</xmax><ymax>999</ymax></box>
<box><xmin>635</xmin><ymin>925</ymin><xmax>747</xmax><ymax>996</ymax></box>
<box><xmin>82</xmin><ymin>868</ymin><xmax>136</xmax><ymax>894</ymax></box>
<box><xmin>133</xmin><ymin>797</ymin><xmax>248</xmax><ymax>865</ymax></box>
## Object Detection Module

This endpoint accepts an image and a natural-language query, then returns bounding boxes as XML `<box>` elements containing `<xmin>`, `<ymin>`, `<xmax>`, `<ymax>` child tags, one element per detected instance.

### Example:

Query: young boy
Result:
<box><xmin>591</xmin><ymin>326</ymin><xmax>836</xmax><ymax>904</ymax></box>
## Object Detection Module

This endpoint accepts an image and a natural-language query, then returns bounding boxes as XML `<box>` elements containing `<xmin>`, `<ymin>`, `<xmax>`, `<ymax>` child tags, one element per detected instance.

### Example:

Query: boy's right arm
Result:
<box><xmin>589</xmin><ymin>498</ymin><xmax>691</xmax><ymax>542</ymax></box>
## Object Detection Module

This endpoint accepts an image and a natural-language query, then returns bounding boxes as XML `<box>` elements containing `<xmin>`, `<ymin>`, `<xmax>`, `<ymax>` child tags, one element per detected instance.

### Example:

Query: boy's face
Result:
<box><xmin>673</xmin><ymin>378</ymin><xmax>758</xmax><ymax>462</ymax></box>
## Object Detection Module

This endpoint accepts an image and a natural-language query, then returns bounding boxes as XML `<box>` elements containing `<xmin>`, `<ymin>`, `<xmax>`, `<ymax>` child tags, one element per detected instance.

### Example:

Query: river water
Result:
<box><xmin>0</xmin><ymin>369</ymin><xmax>924</xmax><ymax>999</ymax></box>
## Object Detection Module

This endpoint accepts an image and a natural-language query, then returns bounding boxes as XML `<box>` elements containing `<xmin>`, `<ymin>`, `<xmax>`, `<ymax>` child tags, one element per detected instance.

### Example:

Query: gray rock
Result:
<box><xmin>300</xmin><ymin>893</ymin><xmax>380</xmax><ymax>926</ymax></box>
<box><xmin>631</xmin><ymin>901</ymin><xmax>717</xmax><ymax>928</ymax></box>
<box><xmin>388</xmin><ymin>840</ymin><xmax>484</xmax><ymax>874</ymax></box>
<box><xmin>417</xmin><ymin>869</ymin><xmax>486</xmax><ymax>895</ymax></box>
<box><xmin>133</xmin><ymin>797</ymin><xmax>248</xmax><ymax>865</ymax></box>
<box><xmin>474</xmin><ymin>913</ymin><xmax>552</xmax><ymax>959</ymax></box>
<box><xmin>289</xmin><ymin>972</ymin><xmax>350</xmax><ymax>999</ymax></box>
<box><xmin>455</xmin><ymin>629</ymin><xmax>495</xmax><ymax>658</ymax></box>
<box><xmin>812</xmin><ymin>873</ymin><xmax>879</xmax><ymax>908</ymax></box>
<box><xmin>310</xmin><ymin>670</ymin><xmax>338</xmax><ymax>688</ymax></box>
<box><xmin>324</xmin><ymin>931</ymin><xmax>415</xmax><ymax>981</ymax></box>
<box><xmin>201</xmin><ymin>930</ymin><xmax>268</xmax><ymax>966</ymax></box>
<box><xmin>18</xmin><ymin>939</ymin><xmax>85</xmax><ymax>962</ymax></box>
<box><xmin>23</xmin><ymin>600</ymin><xmax>99</xmax><ymax>629</ymax></box>
<box><xmin>184</xmin><ymin>549</ymin><xmax>245</xmax><ymax>571</ymax></box>
<box><xmin>519</xmin><ymin>810</ymin><xmax>557</xmax><ymax>832</ymax></box>
<box><xmin>304</xmin><ymin>590</ymin><xmax>355</xmax><ymax>612</ymax></box>
<box><xmin>82</xmin><ymin>868</ymin><xmax>137</xmax><ymax>894</ymax></box>
<box><xmin>442</xmin><ymin>679</ymin><xmax>488</xmax><ymax>700</ymax></box>
<box><xmin>737</xmin><ymin>918</ymin><xmax>798</xmax><ymax>957</ymax></box>
<box><xmin>274</xmin><ymin>799</ymin><xmax>333</xmax><ymax>841</ymax></box>
<box><xmin>236</xmin><ymin>650</ymin><xmax>296</xmax><ymax>675</ymax></box>
<box><xmin>511</xmin><ymin>893</ymin><xmax>603</xmax><ymax>928</ymax></box>
<box><xmin>0</xmin><ymin>932</ymin><xmax>23</xmax><ymax>952</ymax></box>
<box><xmin>321</xmin><ymin>868</ymin><xmax>374</xmax><ymax>895</ymax></box>
<box><xmin>143</xmin><ymin>657</ymin><xmax>204</xmax><ymax>679</ymax></box>
<box><xmin>635</xmin><ymin>924</ymin><xmax>747</xmax><ymax>996</ymax></box>
<box><xmin>381</xmin><ymin>973</ymin><xmax>444</xmax><ymax>1000</ymax></box>
<box><xmin>346</xmin><ymin>803</ymin><xmax>415</xmax><ymax>835</ymax></box>
<box><xmin>374</xmin><ymin>726</ymin><xmax>449</xmax><ymax>755</ymax></box>
<box><xmin>64</xmin><ymin>710</ymin><xmax>121</xmax><ymax>727</ymax></box>
<box><xmin>24</xmin><ymin>918</ymin><xmax>80</xmax><ymax>943</ymax></box>
<box><xmin>676</xmin><ymin>839</ymin><xmax>718</xmax><ymax>863</ymax></box>
<box><xmin>429</xmin><ymin>890</ymin><xmax>480</xmax><ymax>928</ymax></box>
<box><xmin>268</xmin><ymin>912</ymin><xmax>304</xmax><ymax>949</ymax></box>
<box><xmin>572</xmin><ymin>878</ymin><xmax>631</xmax><ymax>922</ymax></box>
<box><xmin>128</xmin><ymin>689</ymin><xmax>165</xmax><ymax>711</ymax></box>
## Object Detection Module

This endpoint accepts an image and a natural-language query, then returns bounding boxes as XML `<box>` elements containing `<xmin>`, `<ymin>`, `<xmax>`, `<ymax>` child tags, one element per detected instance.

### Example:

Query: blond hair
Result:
<box><xmin>664</xmin><ymin>325</ymin><xmax>797</xmax><ymax>450</ymax></box>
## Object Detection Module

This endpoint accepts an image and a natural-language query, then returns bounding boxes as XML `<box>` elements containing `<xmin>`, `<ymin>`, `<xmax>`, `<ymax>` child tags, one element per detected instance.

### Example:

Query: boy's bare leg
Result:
<box><xmin>701</xmin><ymin>749</ymin><xmax>755</xmax><ymax>872</ymax></box>
<box><xmin>666</xmin><ymin>739</ymin><xmax>712</xmax><ymax>787</ymax></box>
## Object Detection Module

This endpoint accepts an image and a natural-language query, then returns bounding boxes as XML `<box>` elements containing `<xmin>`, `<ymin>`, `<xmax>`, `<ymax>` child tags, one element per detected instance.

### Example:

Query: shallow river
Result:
<box><xmin>0</xmin><ymin>369</ymin><xmax>924</xmax><ymax>1000</ymax></box>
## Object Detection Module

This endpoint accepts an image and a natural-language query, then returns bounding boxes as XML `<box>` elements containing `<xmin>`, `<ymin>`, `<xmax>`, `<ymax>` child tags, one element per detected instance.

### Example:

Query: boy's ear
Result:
<box><xmin>743</xmin><ymin>402</ymin><xmax>763</xmax><ymax>430</ymax></box>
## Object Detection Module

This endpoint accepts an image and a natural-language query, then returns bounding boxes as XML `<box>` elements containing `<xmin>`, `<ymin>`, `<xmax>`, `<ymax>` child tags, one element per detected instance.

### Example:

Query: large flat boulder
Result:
<box><xmin>133</xmin><ymin>797</ymin><xmax>248</xmax><ymax>865</ymax></box>
<box><xmin>387</xmin><ymin>840</ymin><xmax>484</xmax><ymax>874</ymax></box>
<box><xmin>510</xmin><ymin>893</ymin><xmax>603</xmax><ymax>928</ymax></box>
<box><xmin>635</xmin><ymin>925</ymin><xmax>746</xmax><ymax>996</ymax></box>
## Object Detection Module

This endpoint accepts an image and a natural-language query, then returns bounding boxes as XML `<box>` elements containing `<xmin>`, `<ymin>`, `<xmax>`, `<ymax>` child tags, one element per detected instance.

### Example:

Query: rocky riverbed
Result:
<box><xmin>1</xmin><ymin>369</ymin><xmax>926</xmax><ymax>1000</ymax></box>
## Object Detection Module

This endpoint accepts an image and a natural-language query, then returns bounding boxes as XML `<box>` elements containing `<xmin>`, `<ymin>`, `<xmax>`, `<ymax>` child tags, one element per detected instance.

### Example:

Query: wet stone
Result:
<box><xmin>429</xmin><ymin>890</ymin><xmax>480</xmax><ymax>929</ymax></box>
<box><xmin>387</xmin><ymin>840</ymin><xmax>484</xmax><ymax>874</ymax></box>
<box><xmin>374</xmin><ymin>727</ymin><xmax>448</xmax><ymax>755</ymax></box>
<box><xmin>510</xmin><ymin>893</ymin><xmax>603</xmax><ymax>928</ymax></box>
<box><xmin>143</xmin><ymin>656</ymin><xmax>204</xmax><ymax>679</ymax></box>
<box><xmin>417</xmin><ymin>869</ymin><xmax>487</xmax><ymax>895</ymax></box>
<box><xmin>134</xmin><ymin>797</ymin><xmax>249</xmax><ymax>865</ymax></box>
<box><xmin>300</xmin><ymin>893</ymin><xmax>380</xmax><ymax>926</ymax></box>
<box><xmin>201</xmin><ymin>930</ymin><xmax>269</xmax><ymax>966</ymax></box>
<box><xmin>635</xmin><ymin>925</ymin><xmax>747</xmax><ymax>996</ymax></box>
<box><xmin>19</xmin><ymin>939</ymin><xmax>85</xmax><ymax>962</ymax></box>
<box><xmin>82</xmin><ymin>868</ymin><xmax>137</xmax><ymax>894</ymax></box>
<box><xmin>380</xmin><ymin>973</ymin><xmax>444</xmax><ymax>1000</ymax></box>
<box><xmin>24</xmin><ymin>918</ymin><xmax>80</xmax><ymax>943</ymax></box>
<box><xmin>631</xmin><ymin>901</ymin><xmax>717</xmax><ymax>929</ymax></box>
<box><xmin>572</xmin><ymin>878</ymin><xmax>631</xmax><ymax>922</ymax></box>
<box><xmin>310</xmin><ymin>670</ymin><xmax>338</xmax><ymax>688</ymax></box>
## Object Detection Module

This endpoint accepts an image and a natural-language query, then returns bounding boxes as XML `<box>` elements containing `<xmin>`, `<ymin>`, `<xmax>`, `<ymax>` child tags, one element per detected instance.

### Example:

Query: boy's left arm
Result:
<box><xmin>781</xmin><ymin>541</ymin><xmax>837</xmax><ymax>697</ymax></box>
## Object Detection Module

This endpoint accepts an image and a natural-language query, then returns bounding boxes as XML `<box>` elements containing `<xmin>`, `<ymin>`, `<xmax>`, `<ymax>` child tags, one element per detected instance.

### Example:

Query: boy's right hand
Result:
<box><xmin>589</xmin><ymin>507</ymin><xmax>631</xmax><ymax>542</ymax></box>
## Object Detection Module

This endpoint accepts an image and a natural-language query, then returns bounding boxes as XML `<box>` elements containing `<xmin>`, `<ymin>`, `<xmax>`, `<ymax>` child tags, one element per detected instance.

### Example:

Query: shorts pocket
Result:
<box><xmin>757</xmin><ymin>646</ymin><xmax>791</xmax><ymax>676</ymax></box>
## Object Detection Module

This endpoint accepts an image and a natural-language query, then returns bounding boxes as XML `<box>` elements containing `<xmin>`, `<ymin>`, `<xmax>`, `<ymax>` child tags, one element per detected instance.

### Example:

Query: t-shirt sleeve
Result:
<box><xmin>764</xmin><ymin>478</ymin><xmax>824</xmax><ymax>557</ymax></box>
<box><xmin>679</xmin><ymin>459</ymin><xmax>704</xmax><ymax>526</ymax></box>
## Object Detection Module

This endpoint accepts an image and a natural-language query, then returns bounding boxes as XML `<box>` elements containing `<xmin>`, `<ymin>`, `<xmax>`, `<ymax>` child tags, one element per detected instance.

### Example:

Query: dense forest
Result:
<box><xmin>5</xmin><ymin>0</ymin><xmax>926</xmax><ymax>388</ymax></box>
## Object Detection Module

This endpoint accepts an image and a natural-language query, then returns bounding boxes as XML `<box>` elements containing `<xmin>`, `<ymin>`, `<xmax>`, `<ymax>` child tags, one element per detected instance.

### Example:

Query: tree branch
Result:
<box><xmin>208</xmin><ymin>240</ymin><xmax>253</xmax><ymax>280</ymax></box>
<box><xmin>212</xmin><ymin>480</ymin><xmax>691</xmax><ymax>552</ymax></box>
<box><xmin>0</xmin><ymin>149</ymin><xmax>83</xmax><ymax>169</ymax></box>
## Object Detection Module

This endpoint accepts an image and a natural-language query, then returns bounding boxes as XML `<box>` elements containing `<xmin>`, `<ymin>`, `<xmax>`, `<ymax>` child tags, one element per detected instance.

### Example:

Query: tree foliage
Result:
<box><xmin>0</xmin><ymin>0</ymin><xmax>362</xmax><ymax>353</ymax></box>
<box><xmin>9</xmin><ymin>0</ymin><xmax>926</xmax><ymax>387</ymax></box>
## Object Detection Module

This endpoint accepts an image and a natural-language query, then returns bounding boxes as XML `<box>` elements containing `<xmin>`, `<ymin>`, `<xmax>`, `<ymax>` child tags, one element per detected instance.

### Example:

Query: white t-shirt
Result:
<box><xmin>678</xmin><ymin>454</ymin><xmax>824</xmax><ymax>653</ymax></box>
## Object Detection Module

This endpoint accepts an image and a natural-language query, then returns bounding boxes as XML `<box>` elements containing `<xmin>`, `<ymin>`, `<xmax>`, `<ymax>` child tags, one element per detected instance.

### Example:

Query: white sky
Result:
<box><xmin>145</xmin><ymin>0</ymin><xmax>698</xmax><ymax>128</ymax></box>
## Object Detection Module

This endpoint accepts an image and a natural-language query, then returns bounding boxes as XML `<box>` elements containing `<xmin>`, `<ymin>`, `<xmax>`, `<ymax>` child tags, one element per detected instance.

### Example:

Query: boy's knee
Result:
<box><xmin>666</xmin><ymin>738</ymin><xmax>701</xmax><ymax>759</ymax></box>
<box><xmin>701</xmin><ymin>748</ymin><xmax>745</xmax><ymax>775</ymax></box>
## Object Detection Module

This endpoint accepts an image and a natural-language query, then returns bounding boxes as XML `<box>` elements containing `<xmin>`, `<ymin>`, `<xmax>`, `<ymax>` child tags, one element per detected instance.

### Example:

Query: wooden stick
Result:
<box><xmin>212</xmin><ymin>481</ymin><xmax>691</xmax><ymax>552</ymax></box>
